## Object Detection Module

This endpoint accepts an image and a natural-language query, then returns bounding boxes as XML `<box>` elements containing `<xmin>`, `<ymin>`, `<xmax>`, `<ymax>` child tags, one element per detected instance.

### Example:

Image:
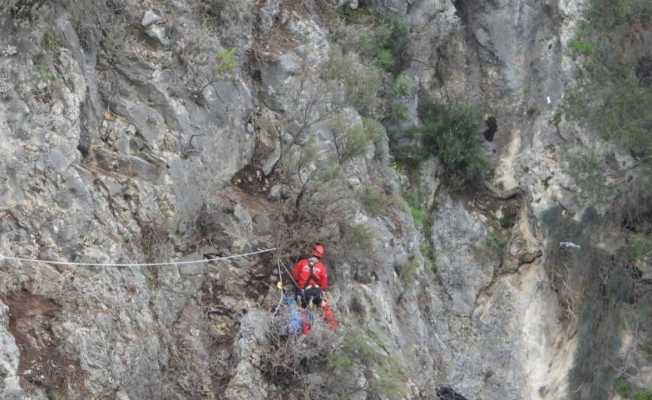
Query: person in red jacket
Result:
<box><xmin>290</xmin><ymin>243</ymin><xmax>337</xmax><ymax>334</ymax></box>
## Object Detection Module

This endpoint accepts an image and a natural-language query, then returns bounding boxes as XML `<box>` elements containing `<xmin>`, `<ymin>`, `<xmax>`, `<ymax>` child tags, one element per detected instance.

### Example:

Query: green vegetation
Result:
<box><xmin>486</xmin><ymin>230</ymin><xmax>509</xmax><ymax>254</ymax></box>
<box><xmin>634</xmin><ymin>391</ymin><xmax>652</xmax><ymax>400</ymax></box>
<box><xmin>359</xmin><ymin>12</ymin><xmax>409</xmax><ymax>73</ymax></box>
<box><xmin>614</xmin><ymin>376</ymin><xmax>652</xmax><ymax>400</ymax></box>
<box><xmin>37</xmin><ymin>63</ymin><xmax>57</xmax><ymax>83</ymax></box>
<box><xmin>403</xmin><ymin>190</ymin><xmax>427</xmax><ymax>227</ymax></box>
<box><xmin>565</xmin><ymin>0</ymin><xmax>652</xmax><ymax>162</ymax></box>
<box><xmin>325</xmin><ymin>47</ymin><xmax>384</xmax><ymax>115</ymax></box>
<box><xmin>347</xmin><ymin>224</ymin><xmax>375</xmax><ymax>252</ymax></box>
<box><xmin>46</xmin><ymin>390</ymin><xmax>66</xmax><ymax>400</ymax></box>
<box><xmin>393</xmin><ymin>73</ymin><xmax>416</xmax><ymax>97</ymax></box>
<box><xmin>399</xmin><ymin>256</ymin><xmax>420</xmax><ymax>284</ymax></box>
<box><xmin>336</xmin><ymin>5</ymin><xmax>379</xmax><ymax>26</ymax></box>
<box><xmin>359</xmin><ymin>186</ymin><xmax>402</xmax><ymax>217</ymax></box>
<box><xmin>410</xmin><ymin>102</ymin><xmax>487</xmax><ymax>188</ymax></box>
<box><xmin>42</xmin><ymin>31</ymin><xmax>62</xmax><ymax>51</ymax></box>
<box><xmin>328</xmin><ymin>328</ymin><xmax>409</xmax><ymax>399</ymax></box>
<box><xmin>568</xmin><ymin>39</ymin><xmax>594</xmax><ymax>56</ymax></box>
<box><xmin>626</xmin><ymin>234</ymin><xmax>652</xmax><ymax>262</ymax></box>
<box><xmin>389</xmin><ymin>102</ymin><xmax>410</xmax><ymax>122</ymax></box>
<box><xmin>215</xmin><ymin>48</ymin><xmax>237</xmax><ymax>76</ymax></box>
<box><xmin>615</xmin><ymin>376</ymin><xmax>633</xmax><ymax>398</ymax></box>
<box><xmin>329</xmin><ymin>115</ymin><xmax>381</xmax><ymax>164</ymax></box>
<box><xmin>420</xmin><ymin>242</ymin><xmax>436</xmax><ymax>267</ymax></box>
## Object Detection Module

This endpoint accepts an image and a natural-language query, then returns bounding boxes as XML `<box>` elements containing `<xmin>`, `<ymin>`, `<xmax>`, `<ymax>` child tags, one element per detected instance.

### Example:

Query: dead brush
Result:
<box><xmin>260</xmin><ymin>310</ymin><xmax>342</xmax><ymax>387</ymax></box>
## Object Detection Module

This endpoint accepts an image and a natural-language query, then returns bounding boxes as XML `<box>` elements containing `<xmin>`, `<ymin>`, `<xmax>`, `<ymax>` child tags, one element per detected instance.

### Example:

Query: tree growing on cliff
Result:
<box><xmin>409</xmin><ymin>102</ymin><xmax>487</xmax><ymax>189</ymax></box>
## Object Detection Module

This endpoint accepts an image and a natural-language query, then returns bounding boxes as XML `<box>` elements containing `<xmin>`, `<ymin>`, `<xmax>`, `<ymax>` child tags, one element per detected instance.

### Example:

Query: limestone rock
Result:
<box><xmin>141</xmin><ymin>10</ymin><xmax>161</xmax><ymax>27</ymax></box>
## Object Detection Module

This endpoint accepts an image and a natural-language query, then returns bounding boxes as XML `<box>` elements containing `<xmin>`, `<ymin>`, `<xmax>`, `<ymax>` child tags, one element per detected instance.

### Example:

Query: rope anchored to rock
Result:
<box><xmin>0</xmin><ymin>247</ymin><xmax>276</xmax><ymax>267</ymax></box>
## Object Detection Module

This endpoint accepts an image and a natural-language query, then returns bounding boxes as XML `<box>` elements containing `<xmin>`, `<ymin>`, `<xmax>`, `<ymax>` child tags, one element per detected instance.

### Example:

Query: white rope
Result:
<box><xmin>0</xmin><ymin>247</ymin><xmax>276</xmax><ymax>267</ymax></box>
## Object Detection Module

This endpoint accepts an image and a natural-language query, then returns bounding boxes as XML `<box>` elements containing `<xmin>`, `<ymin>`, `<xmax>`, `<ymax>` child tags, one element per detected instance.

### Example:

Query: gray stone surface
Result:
<box><xmin>0</xmin><ymin>0</ymin><xmax>646</xmax><ymax>399</ymax></box>
<box><xmin>0</xmin><ymin>303</ymin><xmax>29</xmax><ymax>400</ymax></box>
<box><xmin>431</xmin><ymin>194</ymin><xmax>494</xmax><ymax>316</ymax></box>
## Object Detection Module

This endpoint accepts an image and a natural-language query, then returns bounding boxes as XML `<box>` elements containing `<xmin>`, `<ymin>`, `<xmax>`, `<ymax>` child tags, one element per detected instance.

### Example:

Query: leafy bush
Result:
<box><xmin>327</xmin><ymin>328</ymin><xmax>409</xmax><ymax>399</ymax></box>
<box><xmin>389</xmin><ymin>102</ymin><xmax>410</xmax><ymax>122</ymax></box>
<box><xmin>411</xmin><ymin>102</ymin><xmax>487</xmax><ymax>187</ymax></box>
<box><xmin>565</xmin><ymin>0</ymin><xmax>652</xmax><ymax>161</ymax></box>
<box><xmin>393</xmin><ymin>73</ymin><xmax>416</xmax><ymax>97</ymax></box>
<box><xmin>634</xmin><ymin>391</ymin><xmax>652</xmax><ymax>400</ymax></box>
<box><xmin>337</xmin><ymin>5</ymin><xmax>379</xmax><ymax>25</ymax></box>
<box><xmin>215</xmin><ymin>48</ymin><xmax>237</xmax><ymax>76</ymax></box>
<box><xmin>568</xmin><ymin>39</ymin><xmax>594</xmax><ymax>56</ymax></box>
<box><xmin>42</xmin><ymin>31</ymin><xmax>62</xmax><ymax>51</ymax></box>
<box><xmin>339</xmin><ymin>124</ymin><xmax>370</xmax><ymax>162</ymax></box>
<box><xmin>403</xmin><ymin>190</ymin><xmax>427</xmax><ymax>227</ymax></box>
<box><xmin>359</xmin><ymin>186</ymin><xmax>402</xmax><ymax>217</ymax></box>
<box><xmin>399</xmin><ymin>256</ymin><xmax>420</xmax><ymax>284</ymax></box>
<box><xmin>347</xmin><ymin>224</ymin><xmax>375</xmax><ymax>252</ymax></box>
<box><xmin>615</xmin><ymin>376</ymin><xmax>633</xmax><ymax>398</ymax></box>
<box><xmin>359</xmin><ymin>12</ymin><xmax>409</xmax><ymax>73</ymax></box>
<box><xmin>325</xmin><ymin>47</ymin><xmax>383</xmax><ymax>115</ymax></box>
<box><xmin>420</xmin><ymin>243</ymin><xmax>436</xmax><ymax>265</ymax></box>
<box><xmin>626</xmin><ymin>234</ymin><xmax>652</xmax><ymax>262</ymax></box>
<box><xmin>329</xmin><ymin>115</ymin><xmax>380</xmax><ymax>164</ymax></box>
<box><xmin>486</xmin><ymin>230</ymin><xmax>509</xmax><ymax>254</ymax></box>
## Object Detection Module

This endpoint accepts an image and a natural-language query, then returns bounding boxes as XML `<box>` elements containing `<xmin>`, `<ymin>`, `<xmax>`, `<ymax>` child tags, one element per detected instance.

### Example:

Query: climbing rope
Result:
<box><xmin>0</xmin><ymin>247</ymin><xmax>276</xmax><ymax>267</ymax></box>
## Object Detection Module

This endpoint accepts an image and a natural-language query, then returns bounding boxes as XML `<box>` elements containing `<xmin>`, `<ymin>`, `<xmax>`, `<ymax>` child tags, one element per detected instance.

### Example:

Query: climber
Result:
<box><xmin>289</xmin><ymin>243</ymin><xmax>337</xmax><ymax>334</ymax></box>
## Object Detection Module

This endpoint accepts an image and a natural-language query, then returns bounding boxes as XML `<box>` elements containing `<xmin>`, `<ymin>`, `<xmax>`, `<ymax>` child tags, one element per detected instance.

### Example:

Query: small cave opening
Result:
<box><xmin>436</xmin><ymin>386</ymin><xmax>470</xmax><ymax>400</ymax></box>
<box><xmin>483</xmin><ymin>115</ymin><xmax>498</xmax><ymax>142</ymax></box>
<box><xmin>451</xmin><ymin>0</ymin><xmax>468</xmax><ymax>21</ymax></box>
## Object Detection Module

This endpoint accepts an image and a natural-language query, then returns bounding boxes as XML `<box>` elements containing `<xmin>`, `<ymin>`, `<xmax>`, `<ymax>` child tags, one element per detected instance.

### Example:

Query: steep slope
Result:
<box><xmin>0</xmin><ymin>1</ymin><xmax>650</xmax><ymax>400</ymax></box>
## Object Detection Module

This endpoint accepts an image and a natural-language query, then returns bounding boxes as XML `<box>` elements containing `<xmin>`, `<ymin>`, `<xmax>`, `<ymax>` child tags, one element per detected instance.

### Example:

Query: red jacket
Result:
<box><xmin>291</xmin><ymin>258</ymin><xmax>329</xmax><ymax>290</ymax></box>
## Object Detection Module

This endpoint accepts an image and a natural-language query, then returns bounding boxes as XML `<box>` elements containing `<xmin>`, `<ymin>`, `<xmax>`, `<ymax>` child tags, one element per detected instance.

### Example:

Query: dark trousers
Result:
<box><xmin>296</xmin><ymin>287</ymin><xmax>322</xmax><ymax>308</ymax></box>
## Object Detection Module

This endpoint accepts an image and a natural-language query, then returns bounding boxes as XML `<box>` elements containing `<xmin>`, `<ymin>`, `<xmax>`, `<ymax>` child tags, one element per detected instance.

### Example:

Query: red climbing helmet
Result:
<box><xmin>311</xmin><ymin>243</ymin><xmax>325</xmax><ymax>258</ymax></box>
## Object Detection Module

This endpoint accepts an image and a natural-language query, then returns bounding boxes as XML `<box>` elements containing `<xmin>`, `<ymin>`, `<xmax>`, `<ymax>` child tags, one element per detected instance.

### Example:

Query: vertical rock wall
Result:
<box><xmin>0</xmin><ymin>0</ymin><xmax>648</xmax><ymax>399</ymax></box>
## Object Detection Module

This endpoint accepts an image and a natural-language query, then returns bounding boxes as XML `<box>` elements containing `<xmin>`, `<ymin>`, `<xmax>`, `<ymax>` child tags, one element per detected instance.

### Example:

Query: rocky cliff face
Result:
<box><xmin>0</xmin><ymin>1</ymin><xmax>650</xmax><ymax>400</ymax></box>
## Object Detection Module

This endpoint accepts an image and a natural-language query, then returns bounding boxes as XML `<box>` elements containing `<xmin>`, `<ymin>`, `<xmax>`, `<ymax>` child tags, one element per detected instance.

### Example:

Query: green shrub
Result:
<box><xmin>42</xmin><ymin>31</ymin><xmax>62</xmax><ymax>51</ymax></box>
<box><xmin>359</xmin><ymin>12</ymin><xmax>408</xmax><ymax>73</ymax></box>
<box><xmin>362</xmin><ymin>117</ymin><xmax>384</xmax><ymax>142</ymax></box>
<box><xmin>337</xmin><ymin>6</ymin><xmax>379</xmax><ymax>25</ymax></box>
<box><xmin>359</xmin><ymin>186</ymin><xmax>402</xmax><ymax>217</ymax></box>
<box><xmin>318</xmin><ymin>163</ymin><xmax>342</xmax><ymax>182</ymax></box>
<box><xmin>615</xmin><ymin>376</ymin><xmax>633</xmax><ymax>398</ymax></box>
<box><xmin>393</xmin><ymin>73</ymin><xmax>416</xmax><ymax>97</ymax></box>
<box><xmin>568</xmin><ymin>39</ymin><xmax>594</xmax><ymax>56</ymax></box>
<box><xmin>403</xmin><ymin>190</ymin><xmax>427</xmax><ymax>227</ymax></box>
<box><xmin>626</xmin><ymin>234</ymin><xmax>652</xmax><ymax>262</ymax></box>
<box><xmin>215</xmin><ymin>48</ymin><xmax>237</xmax><ymax>76</ymax></box>
<box><xmin>347</xmin><ymin>224</ymin><xmax>375</xmax><ymax>252</ymax></box>
<box><xmin>410</xmin><ymin>206</ymin><xmax>427</xmax><ymax>227</ymax></box>
<box><xmin>634</xmin><ymin>390</ymin><xmax>652</xmax><ymax>400</ymax></box>
<box><xmin>389</xmin><ymin>102</ymin><xmax>410</xmax><ymax>122</ymax></box>
<box><xmin>399</xmin><ymin>256</ymin><xmax>419</xmax><ymax>284</ymax></box>
<box><xmin>420</xmin><ymin>243</ymin><xmax>435</xmax><ymax>263</ymax></box>
<box><xmin>325</xmin><ymin>47</ymin><xmax>383</xmax><ymax>114</ymax></box>
<box><xmin>486</xmin><ymin>230</ymin><xmax>508</xmax><ymax>254</ymax></box>
<box><xmin>641</xmin><ymin>340</ymin><xmax>652</xmax><ymax>357</ymax></box>
<box><xmin>46</xmin><ymin>390</ymin><xmax>66</xmax><ymax>400</ymax></box>
<box><xmin>565</xmin><ymin>0</ymin><xmax>652</xmax><ymax>162</ymax></box>
<box><xmin>329</xmin><ymin>115</ymin><xmax>380</xmax><ymax>163</ymax></box>
<box><xmin>329</xmin><ymin>328</ymin><xmax>409</xmax><ymax>399</ymax></box>
<box><xmin>411</xmin><ymin>102</ymin><xmax>487</xmax><ymax>187</ymax></box>
<box><xmin>340</xmin><ymin>124</ymin><xmax>371</xmax><ymax>162</ymax></box>
<box><xmin>565</xmin><ymin>149</ymin><xmax>613</xmax><ymax>203</ymax></box>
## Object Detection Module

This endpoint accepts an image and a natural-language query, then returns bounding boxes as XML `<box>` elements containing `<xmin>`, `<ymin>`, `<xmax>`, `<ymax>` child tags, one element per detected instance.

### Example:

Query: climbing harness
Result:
<box><xmin>0</xmin><ymin>247</ymin><xmax>276</xmax><ymax>267</ymax></box>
